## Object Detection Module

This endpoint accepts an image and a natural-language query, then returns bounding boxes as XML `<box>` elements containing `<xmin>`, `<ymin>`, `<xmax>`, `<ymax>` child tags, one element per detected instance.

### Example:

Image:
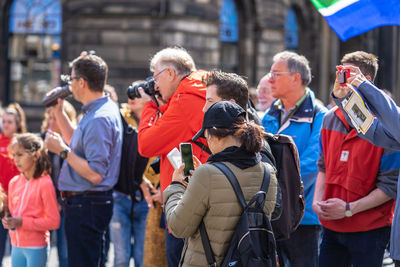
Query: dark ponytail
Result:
<box><xmin>11</xmin><ymin>133</ymin><xmax>51</xmax><ymax>178</ymax></box>
<box><xmin>206</xmin><ymin>116</ymin><xmax>265</xmax><ymax>153</ymax></box>
<box><xmin>234</xmin><ymin>120</ymin><xmax>265</xmax><ymax>153</ymax></box>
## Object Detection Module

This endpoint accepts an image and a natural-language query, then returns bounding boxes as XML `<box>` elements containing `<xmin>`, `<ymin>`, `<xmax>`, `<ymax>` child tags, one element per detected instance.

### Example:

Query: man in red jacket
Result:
<box><xmin>313</xmin><ymin>51</ymin><xmax>399</xmax><ymax>267</ymax></box>
<box><xmin>138</xmin><ymin>46</ymin><xmax>209</xmax><ymax>267</ymax></box>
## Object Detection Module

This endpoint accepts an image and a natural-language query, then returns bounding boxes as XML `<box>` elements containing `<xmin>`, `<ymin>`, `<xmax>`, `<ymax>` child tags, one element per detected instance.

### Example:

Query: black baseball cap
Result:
<box><xmin>192</xmin><ymin>100</ymin><xmax>246</xmax><ymax>141</ymax></box>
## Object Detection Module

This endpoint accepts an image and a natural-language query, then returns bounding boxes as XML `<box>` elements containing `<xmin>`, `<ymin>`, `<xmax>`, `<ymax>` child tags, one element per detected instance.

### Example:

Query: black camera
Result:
<box><xmin>126</xmin><ymin>77</ymin><xmax>158</xmax><ymax>99</ymax></box>
<box><xmin>41</xmin><ymin>85</ymin><xmax>72</xmax><ymax>107</ymax></box>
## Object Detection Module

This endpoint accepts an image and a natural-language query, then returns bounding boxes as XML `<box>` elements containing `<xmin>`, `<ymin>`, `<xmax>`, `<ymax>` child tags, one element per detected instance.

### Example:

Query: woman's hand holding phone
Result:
<box><xmin>171</xmin><ymin>155</ymin><xmax>203</xmax><ymax>187</ymax></box>
<box><xmin>172</xmin><ymin>164</ymin><xmax>189</xmax><ymax>187</ymax></box>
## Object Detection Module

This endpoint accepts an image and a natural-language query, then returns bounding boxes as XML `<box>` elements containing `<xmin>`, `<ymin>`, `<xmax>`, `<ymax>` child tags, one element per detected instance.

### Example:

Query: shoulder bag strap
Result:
<box><xmin>310</xmin><ymin>105</ymin><xmax>321</xmax><ymax>132</ymax></box>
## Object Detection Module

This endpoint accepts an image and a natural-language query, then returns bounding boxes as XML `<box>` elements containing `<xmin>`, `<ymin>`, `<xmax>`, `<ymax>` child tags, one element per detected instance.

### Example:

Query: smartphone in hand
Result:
<box><xmin>180</xmin><ymin>143</ymin><xmax>194</xmax><ymax>177</ymax></box>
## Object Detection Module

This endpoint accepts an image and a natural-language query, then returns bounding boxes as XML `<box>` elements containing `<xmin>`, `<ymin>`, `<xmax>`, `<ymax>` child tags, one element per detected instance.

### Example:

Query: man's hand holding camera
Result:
<box><xmin>138</xmin><ymin>87</ymin><xmax>167</xmax><ymax>106</ymax></box>
<box><xmin>344</xmin><ymin>65</ymin><xmax>369</xmax><ymax>88</ymax></box>
<box><xmin>45</xmin><ymin>130</ymin><xmax>68</xmax><ymax>155</ymax></box>
<box><xmin>333</xmin><ymin>65</ymin><xmax>369</xmax><ymax>98</ymax></box>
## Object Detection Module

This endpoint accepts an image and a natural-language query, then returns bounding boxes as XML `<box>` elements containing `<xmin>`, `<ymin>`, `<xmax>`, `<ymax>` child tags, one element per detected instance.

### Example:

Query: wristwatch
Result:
<box><xmin>60</xmin><ymin>147</ymin><xmax>71</xmax><ymax>160</ymax></box>
<box><xmin>344</xmin><ymin>202</ymin><xmax>353</xmax><ymax>217</ymax></box>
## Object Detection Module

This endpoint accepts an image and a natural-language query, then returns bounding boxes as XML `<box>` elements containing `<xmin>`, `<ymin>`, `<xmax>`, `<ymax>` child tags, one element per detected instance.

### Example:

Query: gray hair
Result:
<box><xmin>273</xmin><ymin>51</ymin><xmax>311</xmax><ymax>86</ymax></box>
<box><xmin>150</xmin><ymin>47</ymin><xmax>196</xmax><ymax>76</ymax></box>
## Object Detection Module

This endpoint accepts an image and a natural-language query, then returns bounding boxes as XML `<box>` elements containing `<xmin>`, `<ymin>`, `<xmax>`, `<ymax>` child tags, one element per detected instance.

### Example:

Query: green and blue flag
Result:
<box><xmin>311</xmin><ymin>0</ymin><xmax>400</xmax><ymax>41</ymax></box>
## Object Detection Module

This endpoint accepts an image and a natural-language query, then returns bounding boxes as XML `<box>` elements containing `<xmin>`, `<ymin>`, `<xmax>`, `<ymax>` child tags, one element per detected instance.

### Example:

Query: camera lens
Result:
<box><xmin>126</xmin><ymin>77</ymin><xmax>156</xmax><ymax>99</ymax></box>
<box><xmin>126</xmin><ymin>84</ymin><xmax>142</xmax><ymax>99</ymax></box>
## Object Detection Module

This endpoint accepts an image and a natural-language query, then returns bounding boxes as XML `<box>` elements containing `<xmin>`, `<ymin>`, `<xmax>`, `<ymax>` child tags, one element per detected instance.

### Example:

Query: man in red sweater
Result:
<box><xmin>138</xmin><ymin>46</ymin><xmax>209</xmax><ymax>267</ymax></box>
<box><xmin>313</xmin><ymin>51</ymin><xmax>400</xmax><ymax>267</ymax></box>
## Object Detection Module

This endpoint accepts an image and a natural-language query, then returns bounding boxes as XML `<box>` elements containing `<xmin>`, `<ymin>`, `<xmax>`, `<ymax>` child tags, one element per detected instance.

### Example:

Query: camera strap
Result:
<box><xmin>193</xmin><ymin>140</ymin><xmax>211</xmax><ymax>155</ymax></box>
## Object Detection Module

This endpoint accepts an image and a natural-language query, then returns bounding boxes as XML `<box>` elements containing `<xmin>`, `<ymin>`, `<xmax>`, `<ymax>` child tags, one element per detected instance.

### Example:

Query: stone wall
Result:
<box><xmin>0</xmin><ymin>0</ymin><xmax>399</xmax><ymax>131</ymax></box>
<box><xmin>61</xmin><ymin>0</ymin><xmax>221</xmax><ymax>103</ymax></box>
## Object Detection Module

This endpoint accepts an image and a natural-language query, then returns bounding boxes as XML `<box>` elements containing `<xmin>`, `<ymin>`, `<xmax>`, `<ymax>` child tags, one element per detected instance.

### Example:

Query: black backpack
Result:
<box><xmin>264</xmin><ymin>133</ymin><xmax>305</xmax><ymax>241</ymax></box>
<box><xmin>114</xmin><ymin>113</ymin><xmax>149</xmax><ymax>199</ymax></box>
<box><xmin>200</xmin><ymin>162</ymin><xmax>277</xmax><ymax>267</ymax></box>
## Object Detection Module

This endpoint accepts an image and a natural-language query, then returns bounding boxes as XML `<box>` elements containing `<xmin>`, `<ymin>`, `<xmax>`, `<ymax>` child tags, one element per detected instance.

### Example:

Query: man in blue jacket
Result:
<box><xmin>262</xmin><ymin>51</ymin><xmax>327</xmax><ymax>267</ymax></box>
<box><xmin>332</xmin><ymin>65</ymin><xmax>400</xmax><ymax>267</ymax></box>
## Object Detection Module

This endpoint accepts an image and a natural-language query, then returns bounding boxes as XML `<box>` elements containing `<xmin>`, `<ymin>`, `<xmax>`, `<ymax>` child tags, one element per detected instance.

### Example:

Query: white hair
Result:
<box><xmin>150</xmin><ymin>47</ymin><xmax>196</xmax><ymax>76</ymax></box>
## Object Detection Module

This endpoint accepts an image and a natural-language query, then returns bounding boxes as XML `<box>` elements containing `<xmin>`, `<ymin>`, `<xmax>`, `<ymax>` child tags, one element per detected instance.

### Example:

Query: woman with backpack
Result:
<box><xmin>163</xmin><ymin>100</ymin><xmax>278</xmax><ymax>267</ymax></box>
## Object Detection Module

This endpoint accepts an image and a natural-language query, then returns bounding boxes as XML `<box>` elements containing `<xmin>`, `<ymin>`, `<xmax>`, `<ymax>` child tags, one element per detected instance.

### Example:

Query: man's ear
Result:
<box><xmin>365</xmin><ymin>75</ymin><xmax>372</xmax><ymax>81</ymax></box>
<box><xmin>79</xmin><ymin>77</ymin><xmax>86</xmax><ymax>88</ymax></box>
<box><xmin>293</xmin><ymin>72</ymin><xmax>302</xmax><ymax>84</ymax></box>
<box><xmin>167</xmin><ymin>67</ymin><xmax>177</xmax><ymax>81</ymax></box>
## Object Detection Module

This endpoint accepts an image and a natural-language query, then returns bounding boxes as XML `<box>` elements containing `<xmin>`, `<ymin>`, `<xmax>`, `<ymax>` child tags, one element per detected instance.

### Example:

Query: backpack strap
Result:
<box><xmin>212</xmin><ymin>162</ymin><xmax>247</xmax><ymax>208</ymax></box>
<box><xmin>212</xmin><ymin>162</ymin><xmax>271</xmax><ymax>208</ymax></box>
<box><xmin>200</xmin><ymin>222</ymin><xmax>217</xmax><ymax>267</ymax></box>
<box><xmin>260</xmin><ymin>164</ymin><xmax>271</xmax><ymax>196</ymax></box>
<box><xmin>200</xmin><ymin>162</ymin><xmax>271</xmax><ymax>266</ymax></box>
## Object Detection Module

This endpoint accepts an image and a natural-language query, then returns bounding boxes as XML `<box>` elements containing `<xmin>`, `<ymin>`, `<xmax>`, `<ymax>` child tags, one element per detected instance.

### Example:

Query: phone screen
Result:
<box><xmin>338</xmin><ymin>71</ymin><xmax>346</xmax><ymax>84</ymax></box>
<box><xmin>180</xmin><ymin>143</ymin><xmax>194</xmax><ymax>177</ymax></box>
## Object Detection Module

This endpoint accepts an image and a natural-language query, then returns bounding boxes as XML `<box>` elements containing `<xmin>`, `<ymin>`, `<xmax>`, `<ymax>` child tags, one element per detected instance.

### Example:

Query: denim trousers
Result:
<box><xmin>11</xmin><ymin>246</ymin><xmax>47</xmax><ymax>267</ymax></box>
<box><xmin>63</xmin><ymin>191</ymin><xmax>113</xmax><ymax>267</ymax></box>
<box><xmin>0</xmin><ymin>222</ymin><xmax>8</xmax><ymax>265</ymax></box>
<box><xmin>165</xmin><ymin>228</ymin><xmax>184</xmax><ymax>267</ymax></box>
<box><xmin>51</xmin><ymin>209</ymin><xmax>68</xmax><ymax>267</ymax></box>
<box><xmin>110</xmin><ymin>191</ymin><xmax>149</xmax><ymax>267</ymax></box>
<box><xmin>319</xmin><ymin>226</ymin><xmax>391</xmax><ymax>267</ymax></box>
<box><xmin>277</xmin><ymin>225</ymin><xmax>322</xmax><ymax>267</ymax></box>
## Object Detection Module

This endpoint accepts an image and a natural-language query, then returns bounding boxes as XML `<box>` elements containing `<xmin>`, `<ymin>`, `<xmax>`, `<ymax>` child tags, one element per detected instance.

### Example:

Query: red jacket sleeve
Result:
<box><xmin>138</xmin><ymin>93</ymin><xmax>205</xmax><ymax>158</ymax></box>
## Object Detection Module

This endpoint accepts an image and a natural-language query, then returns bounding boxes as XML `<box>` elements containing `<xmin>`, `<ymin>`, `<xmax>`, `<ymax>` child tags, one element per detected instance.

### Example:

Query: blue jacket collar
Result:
<box><xmin>267</xmin><ymin>88</ymin><xmax>317</xmax><ymax>120</ymax></box>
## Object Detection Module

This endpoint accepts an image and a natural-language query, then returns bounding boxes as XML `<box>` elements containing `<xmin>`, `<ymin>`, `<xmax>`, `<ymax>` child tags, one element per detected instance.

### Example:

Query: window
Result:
<box><xmin>285</xmin><ymin>7</ymin><xmax>298</xmax><ymax>52</ymax></box>
<box><xmin>220</xmin><ymin>0</ymin><xmax>239</xmax><ymax>73</ymax></box>
<box><xmin>8</xmin><ymin>0</ymin><xmax>62</xmax><ymax>104</ymax></box>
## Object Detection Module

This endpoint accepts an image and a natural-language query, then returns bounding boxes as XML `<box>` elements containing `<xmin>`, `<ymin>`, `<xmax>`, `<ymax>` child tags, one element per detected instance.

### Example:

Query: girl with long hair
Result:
<box><xmin>2</xmin><ymin>133</ymin><xmax>60</xmax><ymax>267</ymax></box>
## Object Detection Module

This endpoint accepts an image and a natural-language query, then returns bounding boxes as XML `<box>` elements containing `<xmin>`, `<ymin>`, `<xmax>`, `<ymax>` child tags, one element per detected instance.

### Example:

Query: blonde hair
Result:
<box><xmin>0</xmin><ymin>185</ymin><xmax>6</xmax><ymax>219</ymax></box>
<box><xmin>40</xmin><ymin>101</ymin><xmax>77</xmax><ymax>133</ymax></box>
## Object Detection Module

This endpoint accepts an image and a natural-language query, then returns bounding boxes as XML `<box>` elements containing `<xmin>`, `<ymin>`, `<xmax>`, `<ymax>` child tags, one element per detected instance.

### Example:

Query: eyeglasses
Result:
<box><xmin>61</xmin><ymin>74</ymin><xmax>81</xmax><ymax>84</ymax></box>
<box><xmin>266</xmin><ymin>71</ymin><xmax>293</xmax><ymax>80</ymax></box>
<box><xmin>152</xmin><ymin>68</ymin><xmax>167</xmax><ymax>83</ymax></box>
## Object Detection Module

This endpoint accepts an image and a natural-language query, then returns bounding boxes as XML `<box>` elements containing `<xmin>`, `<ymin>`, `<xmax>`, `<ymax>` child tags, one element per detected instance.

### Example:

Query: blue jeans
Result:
<box><xmin>165</xmin><ymin>228</ymin><xmax>184</xmax><ymax>267</ymax></box>
<box><xmin>0</xmin><ymin>222</ymin><xmax>9</xmax><ymax>265</ymax></box>
<box><xmin>110</xmin><ymin>191</ymin><xmax>149</xmax><ymax>267</ymax></box>
<box><xmin>11</xmin><ymin>246</ymin><xmax>47</xmax><ymax>267</ymax></box>
<box><xmin>319</xmin><ymin>226</ymin><xmax>390</xmax><ymax>267</ymax></box>
<box><xmin>277</xmin><ymin>225</ymin><xmax>322</xmax><ymax>267</ymax></box>
<box><xmin>51</xmin><ymin>209</ymin><xmax>68</xmax><ymax>267</ymax></box>
<box><xmin>63</xmin><ymin>191</ymin><xmax>113</xmax><ymax>267</ymax></box>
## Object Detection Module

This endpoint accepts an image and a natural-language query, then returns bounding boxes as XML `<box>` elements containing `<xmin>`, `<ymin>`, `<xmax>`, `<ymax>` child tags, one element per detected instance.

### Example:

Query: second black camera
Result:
<box><xmin>126</xmin><ymin>77</ymin><xmax>158</xmax><ymax>99</ymax></box>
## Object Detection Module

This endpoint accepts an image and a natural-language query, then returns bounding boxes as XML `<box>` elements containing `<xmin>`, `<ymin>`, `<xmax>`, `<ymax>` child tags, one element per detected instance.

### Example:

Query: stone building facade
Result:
<box><xmin>0</xmin><ymin>0</ymin><xmax>399</xmax><ymax>131</ymax></box>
